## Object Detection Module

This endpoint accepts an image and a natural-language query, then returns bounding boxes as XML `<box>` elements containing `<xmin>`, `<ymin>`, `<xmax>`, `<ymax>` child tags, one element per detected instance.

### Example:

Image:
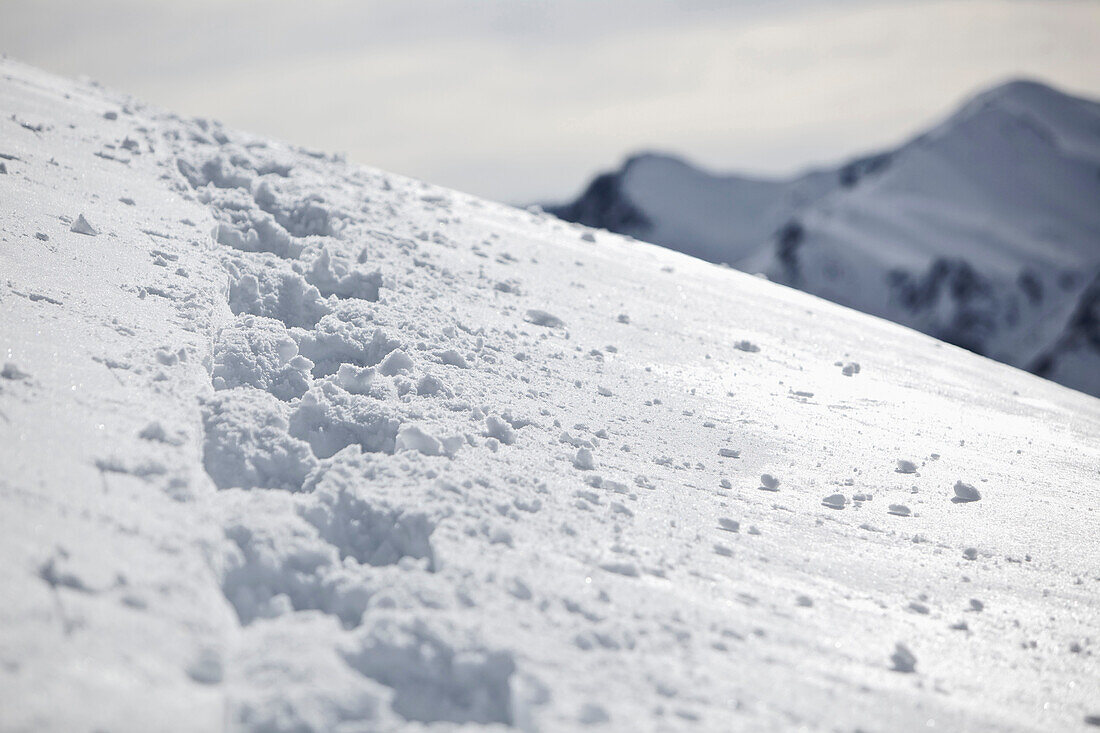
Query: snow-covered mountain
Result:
<box><xmin>2</xmin><ymin>60</ymin><xmax>1100</xmax><ymax>732</ymax></box>
<box><xmin>548</xmin><ymin>80</ymin><xmax>1100</xmax><ymax>397</ymax></box>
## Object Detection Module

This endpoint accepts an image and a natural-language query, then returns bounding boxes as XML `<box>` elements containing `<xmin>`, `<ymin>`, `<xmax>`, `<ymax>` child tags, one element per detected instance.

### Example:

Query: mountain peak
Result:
<box><xmin>946</xmin><ymin>77</ymin><xmax>1100</xmax><ymax>131</ymax></box>
<box><xmin>548</xmin><ymin>78</ymin><xmax>1100</xmax><ymax>396</ymax></box>
<box><xmin>972</xmin><ymin>77</ymin><xmax>1064</xmax><ymax>102</ymax></box>
<box><xmin>620</xmin><ymin>151</ymin><xmax>696</xmax><ymax>173</ymax></box>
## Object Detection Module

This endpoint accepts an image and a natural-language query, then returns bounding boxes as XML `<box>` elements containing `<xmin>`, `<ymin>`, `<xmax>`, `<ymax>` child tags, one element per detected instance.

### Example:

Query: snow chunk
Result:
<box><xmin>953</xmin><ymin>480</ymin><xmax>982</xmax><ymax>502</ymax></box>
<box><xmin>202</xmin><ymin>389</ymin><xmax>317</xmax><ymax>491</ymax></box>
<box><xmin>416</xmin><ymin>374</ymin><xmax>450</xmax><ymax>397</ymax></box>
<box><xmin>718</xmin><ymin>517</ymin><xmax>740</xmax><ymax>532</ymax></box>
<box><xmin>253</xmin><ymin>179</ymin><xmax>341</xmax><ymax>238</ymax></box>
<box><xmin>215</xmin><ymin>210</ymin><xmax>303</xmax><ymax>259</ymax></box>
<box><xmin>296</xmin><ymin>317</ymin><xmax>401</xmax><ymax>377</ymax></box>
<box><xmin>178</xmin><ymin>155</ymin><xmax>252</xmax><ymax>190</ymax></box>
<box><xmin>227</xmin><ymin>267</ymin><xmax>330</xmax><ymax>329</ymax></box>
<box><xmin>525</xmin><ymin>309</ymin><xmax>565</xmax><ymax>328</ymax></box>
<box><xmin>307</xmin><ymin>247</ymin><xmax>381</xmax><ymax>301</ymax></box>
<box><xmin>378</xmin><ymin>349</ymin><xmax>414</xmax><ymax>376</ymax></box>
<box><xmin>890</xmin><ymin>643</ymin><xmax>917</xmax><ymax>673</ymax></box>
<box><xmin>599</xmin><ymin>561</ymin><xmax>639</xmax><ymax>577</ymax></box>
<box><xmin>395</xmin><ymin>425</ymin><xmax>443</xmax><ymax>457</ymax></box>
<box><xmin>573</xmin><ymin>448</ymin><xmax>595</xmax><ymax>471</ymax></box>
<box><xmin>138</xmin><ymin>420</ymin><xmax>183</xmax><ymax>446</ymax></box>
<box><xmin>484</xmin><ymin>416</ymin><xmax>516</xmax><ymax>445</ymax></box>
<box><xmin>70</xmin><ymin>214</ymin><xmax>98</xmax><ymax>236</ymax></box>
<box><xmin>289</xmin><ymin>382</ymin><xmax>400</xmax><ymax>458</ymax></box>
<box><xmin>212</xmin><ymin>315</ymin><xmax>312</xmax><ymax>400</ymax></box>
<box><xmin>334</xmin><ymin>364</ymin><xmax>375</xmax><ymax>395</ymax></box>
<box><xmin>1</xmin><ymin>362</ymin><xmax>30</xmax><ymax>380</ymax></box>
<box><xmin>895</xmin><ymin>459</ymin><xmax>918</xmax><ymax>474</ymax></box>
<box><xmin>438</xmin><ymin>349</ymin><xmax>467</xmax><ymax>369</ymax></box>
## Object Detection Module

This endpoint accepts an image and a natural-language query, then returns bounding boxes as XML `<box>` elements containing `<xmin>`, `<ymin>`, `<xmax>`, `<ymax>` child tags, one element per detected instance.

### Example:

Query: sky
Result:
<box><xmin>2</xmin><ymin>0</ymin><xmax>1099</xmax><ymax>203</ymax></box>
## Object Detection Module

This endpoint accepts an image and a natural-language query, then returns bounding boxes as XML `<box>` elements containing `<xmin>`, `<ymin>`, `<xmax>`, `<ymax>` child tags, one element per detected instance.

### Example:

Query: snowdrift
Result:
<box><xmin>2</xmin><ymin>60</ymin><xmax>1099</xmax><ymax>732</ymax></box>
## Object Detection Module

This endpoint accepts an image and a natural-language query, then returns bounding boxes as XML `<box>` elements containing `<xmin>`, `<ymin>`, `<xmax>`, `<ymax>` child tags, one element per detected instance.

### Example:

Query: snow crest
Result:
<box><xmin>2</xmin><ymin>60</ymin><xmax>1099</xmax><ymax>733</ymax></box>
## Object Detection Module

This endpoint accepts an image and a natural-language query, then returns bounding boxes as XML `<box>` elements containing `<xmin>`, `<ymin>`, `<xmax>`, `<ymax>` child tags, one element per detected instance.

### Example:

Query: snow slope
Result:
<box><xmin>547</xmin><ymin>153</ymin><xmax>836</xmax><ymax>267</ymax></box>
<box><xmin>2</xmin><ymin>60</ymin><xmax>1100</xmax><ymax>732</ymax></box>
<box><xmin>548</xmin><ymin>80</ymin><xmax>1100</xmax><ymax>398</ymax></box>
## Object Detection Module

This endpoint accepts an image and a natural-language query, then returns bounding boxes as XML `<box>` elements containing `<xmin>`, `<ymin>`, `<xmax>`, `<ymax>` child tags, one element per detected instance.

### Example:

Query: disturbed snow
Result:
<box><xmin>1</xmin><ymin>60</ymin><xmax>1100</xmax><ymax>732</ymax></box>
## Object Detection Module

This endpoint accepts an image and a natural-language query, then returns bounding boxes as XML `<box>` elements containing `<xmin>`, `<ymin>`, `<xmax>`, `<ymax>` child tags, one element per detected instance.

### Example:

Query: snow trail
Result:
<box><xmin>1</xmin><ymin>59</ymin><xmax>1099</xmax><ymax>731</ymax></box>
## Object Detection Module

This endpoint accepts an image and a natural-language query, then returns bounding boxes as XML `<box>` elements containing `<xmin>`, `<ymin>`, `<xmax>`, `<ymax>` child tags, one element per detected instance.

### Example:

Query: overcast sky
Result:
<box><xmin>2</xmin><ymin>0</ymin><xmax>1099</xmax><ymax>202</ymax></box>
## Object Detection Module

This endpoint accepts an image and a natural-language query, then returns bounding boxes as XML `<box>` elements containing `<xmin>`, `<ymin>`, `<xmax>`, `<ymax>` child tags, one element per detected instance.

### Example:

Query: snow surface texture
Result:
<box><xmin>2</xmin><ymin>59</ymin><xmax>1100</xmax><ymax>732</ymax></box>
<box><xmin>548</xmin><ymin>80</ymin><xmax>1100</xmax><ymax>398</ymax></box>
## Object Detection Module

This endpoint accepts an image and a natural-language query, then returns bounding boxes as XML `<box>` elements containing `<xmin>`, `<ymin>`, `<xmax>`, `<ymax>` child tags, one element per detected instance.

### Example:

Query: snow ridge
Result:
<box><xmin>2</xmin><ymin>60</ymin><xmax>1100</xmax><ymax>732</ymax></box>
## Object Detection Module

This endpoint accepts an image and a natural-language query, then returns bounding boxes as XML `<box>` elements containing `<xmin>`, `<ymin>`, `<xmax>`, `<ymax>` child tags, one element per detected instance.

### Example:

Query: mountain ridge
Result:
<box><xmin>547</xmin><ymin>78</ymin><xmax>1100</xmax><ymax>396</ymax></box>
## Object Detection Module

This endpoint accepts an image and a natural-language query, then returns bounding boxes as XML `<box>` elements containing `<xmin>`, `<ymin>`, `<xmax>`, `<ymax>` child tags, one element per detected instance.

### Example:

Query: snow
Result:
<box><xmin>2</xmin><ymin>58</ymin><xmax>1100</xmax><ymax>732</ymax></box>
<box><xmin>953</xmin><ymin>481</ymin><xmax>982</xmax><ymax>503</ymax></box>
<box><xmin>549</xmin><ymin>80</ymin><xmax>1100</xmax><ymax>398</ymax></box>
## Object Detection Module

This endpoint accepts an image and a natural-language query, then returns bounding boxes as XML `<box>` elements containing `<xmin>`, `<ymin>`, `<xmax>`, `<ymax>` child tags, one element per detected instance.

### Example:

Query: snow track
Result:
<box><xmin>2</xmin><ymin>59</ymin><xmax>1100</xmax><ymax>732</ymax></box>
